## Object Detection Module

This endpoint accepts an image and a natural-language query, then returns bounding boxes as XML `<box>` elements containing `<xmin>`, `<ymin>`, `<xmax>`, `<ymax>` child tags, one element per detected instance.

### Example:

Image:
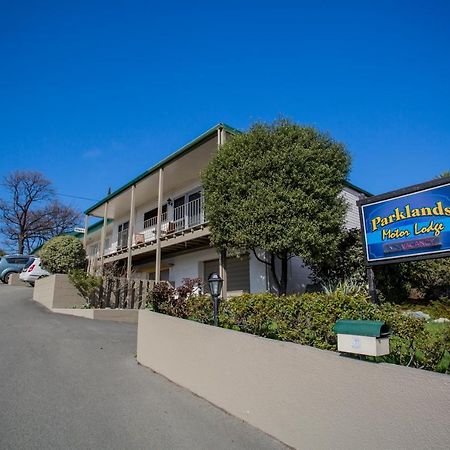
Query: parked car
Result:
<box><xmin>19</xmin><ymin>257</ymin><xmax>50</xmax><ymax>286</ymax></box>
<box><xmin>0</xmin><ymin>254</ymin><xmax>34</xmax><ymax>284</ymax></box>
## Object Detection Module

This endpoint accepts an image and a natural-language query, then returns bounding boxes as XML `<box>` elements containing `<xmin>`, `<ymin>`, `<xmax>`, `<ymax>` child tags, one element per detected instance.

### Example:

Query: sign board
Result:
<box><xmin>74</xmin><ymin>227</ymin><xmax>86</xmax><ymax>233</ymax></box>
<box><xmin>358</xmin><ymin>177</ymin><xmax>450</xmax><ymax>265</ymax></box>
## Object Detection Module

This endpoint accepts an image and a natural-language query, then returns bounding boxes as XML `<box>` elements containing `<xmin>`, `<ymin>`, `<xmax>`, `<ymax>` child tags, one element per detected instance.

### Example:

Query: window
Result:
<box><xmin>117</xmin><ymin>222</ymin><xmax>129</xmax><ymax>248</ymax></box>
<box><xmin>143</xmin><ymin>204</ymin><xmax>167</xmax><ymax>229</ymax></box>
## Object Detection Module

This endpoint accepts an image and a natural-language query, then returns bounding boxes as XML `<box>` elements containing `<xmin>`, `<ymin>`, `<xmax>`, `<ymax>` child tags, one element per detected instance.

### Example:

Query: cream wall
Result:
<box><xmin>137</xmin><ymin>311</ymin><xmax>450</xmax><ymax>450</ymax></box>
<box><xmin>164</xmin><ymin>247</ymin><xmax>219</xmax><ymax>287</ymax></box>
<box><xmin>342</xmin><ymin>186</ymin><xmax>363</xmax><ymax>229</ymax></box>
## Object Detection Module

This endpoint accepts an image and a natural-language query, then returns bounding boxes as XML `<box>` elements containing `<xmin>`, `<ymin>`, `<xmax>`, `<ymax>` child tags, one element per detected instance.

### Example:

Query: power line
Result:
<box><xmin>56</xmin><ymin>193</ymin><xmax>100</xmax><ymax>202</ymax></box>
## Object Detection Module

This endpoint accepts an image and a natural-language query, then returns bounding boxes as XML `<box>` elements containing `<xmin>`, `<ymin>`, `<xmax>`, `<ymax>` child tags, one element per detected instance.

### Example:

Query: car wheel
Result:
<box><xmin>3</xmin><ymin>272</ymin><xmax>13</xmax><ymax>284</ymax></box>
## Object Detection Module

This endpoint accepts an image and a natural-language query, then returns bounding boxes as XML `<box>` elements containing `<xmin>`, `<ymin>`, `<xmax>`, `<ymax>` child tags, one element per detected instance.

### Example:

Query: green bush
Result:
<box><xmin>307</xmin><ymin>228</ymin><xmax>450</xmax><ymax>303</ymax></box>
<box><xmin>40</xmin><ymin>235</ymin><xmax>86</xmax><ymax>274</ymax></box>
<box><xmin>148</xmin><ymin>278</ymin><xmax>207</xmax><ymax>319</ymax></box>
<box><xmin>68</xmin><ymin>269</ymin><xmax>102</xmax><ymax>302</ymax></box>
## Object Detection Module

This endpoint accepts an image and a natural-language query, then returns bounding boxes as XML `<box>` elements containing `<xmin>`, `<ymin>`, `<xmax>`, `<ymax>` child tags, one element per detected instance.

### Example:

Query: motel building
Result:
<box><xmin>81</xmin><ymin>123</ymin><xmax>369</xmax><ymax>297</ymax></box>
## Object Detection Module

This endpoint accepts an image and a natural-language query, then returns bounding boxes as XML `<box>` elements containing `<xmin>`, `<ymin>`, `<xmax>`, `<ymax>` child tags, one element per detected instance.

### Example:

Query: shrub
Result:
<box><xmin>68</xmin><ymin>269</ymin><xmax>102</xmax><ymax>302</ymax></box>
<box><xmin>40</xmin><ymin>235</ymin><xmax>86</xmax><ymax>274</ymax></box>
<box><xmin>307</xmin><ymin>228</ymin><xmax>450</xmax><ymax>303</ymax></box>
<box><xmin>148</xmin><ymin>278</ymin><xmax>204</xmax><ymax>318</ymax></box>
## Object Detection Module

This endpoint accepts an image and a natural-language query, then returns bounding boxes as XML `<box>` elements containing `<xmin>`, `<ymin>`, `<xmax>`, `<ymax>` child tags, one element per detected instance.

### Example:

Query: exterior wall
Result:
<box><xmin>249</xmin><ymin>252</ymin><xmax>313</xmax><ymax>294</ymax></box>
<box><xmin>286</xmin><ymin>256</ymin><xmax>312</xmax><ymax>293</ymax></box>
<box><xmin>164</xmin><ymin>248</ymin><xmax>266</xmax><ymax>293</ymax></box>
<box><xmin>164</xmin><ymin>248</ymin><xmax>219</xmax><ymax>287</ymax></box>
<box><xmin>249</xmin><ymin>251</ymin><xmax>267</xmax><ymax>293</ymax></box>
<box><xmin>137</xmin><ymin>311</ymin><xmax>450</xmax><ymax>450</ymax></box>
<box><xmin>342</xmin><ymin>186</ymin><xmax>363</xmax><ymax>229</ymax></box>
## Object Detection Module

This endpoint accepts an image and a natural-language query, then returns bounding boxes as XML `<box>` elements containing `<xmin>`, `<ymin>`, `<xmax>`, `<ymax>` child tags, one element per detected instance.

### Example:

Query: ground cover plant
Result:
<box><xmin>147</xmin><ymin>280</ymin><xmax>450</xmax><ymax>374</ymax></box>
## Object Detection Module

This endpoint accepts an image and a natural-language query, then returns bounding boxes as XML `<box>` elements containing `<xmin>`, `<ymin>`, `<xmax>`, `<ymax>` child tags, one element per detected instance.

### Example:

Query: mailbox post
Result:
<box><xmin>333</xmin><ymin>320</ymin><xmax>391</xmax><ymax>356</ymax></box>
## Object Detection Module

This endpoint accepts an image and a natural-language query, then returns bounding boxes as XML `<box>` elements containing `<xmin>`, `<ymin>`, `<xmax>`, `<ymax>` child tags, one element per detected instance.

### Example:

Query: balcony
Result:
<box><xmin>102</xmin><ymin>195</ymin><xmax>208</xmax><ymax>261</ymax></box>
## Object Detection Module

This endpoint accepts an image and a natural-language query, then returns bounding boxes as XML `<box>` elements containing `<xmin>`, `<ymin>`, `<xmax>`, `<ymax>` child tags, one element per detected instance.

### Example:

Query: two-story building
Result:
<box><xmin>82</xmin><ymin>123</ymin><xmax>370</xmax><ymax>296</ymax></box>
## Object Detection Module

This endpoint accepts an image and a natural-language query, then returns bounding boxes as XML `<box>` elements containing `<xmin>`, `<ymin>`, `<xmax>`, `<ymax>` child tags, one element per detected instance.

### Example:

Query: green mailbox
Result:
<box><xmin>333</xmin><ymin>320</ymin><xmax>391</xmax><ymax>356</ymax></box>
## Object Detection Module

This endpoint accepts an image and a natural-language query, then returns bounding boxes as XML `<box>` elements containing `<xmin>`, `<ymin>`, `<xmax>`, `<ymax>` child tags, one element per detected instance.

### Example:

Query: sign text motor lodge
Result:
<box><xmin>358</xmin><ymin>178</ymin><xmax>450</xmax><ymax>265</ymax></box>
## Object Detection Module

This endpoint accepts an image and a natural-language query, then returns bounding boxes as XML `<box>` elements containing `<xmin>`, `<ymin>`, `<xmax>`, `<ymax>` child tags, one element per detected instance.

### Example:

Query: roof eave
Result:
<box><xmin>84</xmin><ymin>122</ymin><xmax>237</xmax><ymax>215</ymax></box>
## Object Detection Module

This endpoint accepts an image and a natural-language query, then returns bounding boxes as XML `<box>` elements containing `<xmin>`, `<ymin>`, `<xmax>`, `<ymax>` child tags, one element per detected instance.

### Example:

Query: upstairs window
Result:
<box><xmin>144</xmin><ymin>204</ymin><xmax>167</xmax><ymax>228</ymax></box>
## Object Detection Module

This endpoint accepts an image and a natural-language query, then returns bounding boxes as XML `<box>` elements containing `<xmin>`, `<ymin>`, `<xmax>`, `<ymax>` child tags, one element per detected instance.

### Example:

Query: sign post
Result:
<box><xmin>358</xmin><ymin>177</ymin><xmax>450</xmax><ymax>301</ymax></box>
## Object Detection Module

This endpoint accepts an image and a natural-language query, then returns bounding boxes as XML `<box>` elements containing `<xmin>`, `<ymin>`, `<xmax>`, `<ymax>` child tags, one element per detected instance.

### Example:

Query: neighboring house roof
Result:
<box><xmin>84</xmin><ymin>122</ymin><xmax>371</xmax><ymax>215</ymax></box>
<box><xmin>345</xmin><ymin>181</ymin><xmax>372</xmax><ymax>197</ymax></box>
<box><xmin>31</xmin><ymin>219</ymin><xmax>113</xmax><ymax>254</ymax></box>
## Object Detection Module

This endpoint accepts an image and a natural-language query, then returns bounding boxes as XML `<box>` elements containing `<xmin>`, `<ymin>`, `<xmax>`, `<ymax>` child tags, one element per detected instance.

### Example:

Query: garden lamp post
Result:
<box><xmin>208</xmin><ymin>272</ymin><xmax>223</xmax><ymax>327</ymax></box>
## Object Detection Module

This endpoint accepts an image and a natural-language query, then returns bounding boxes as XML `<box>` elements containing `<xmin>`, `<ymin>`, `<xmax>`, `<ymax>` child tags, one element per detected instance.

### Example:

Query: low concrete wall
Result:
<box><xmin>137</xmin><ymin>311</ymin><xmax>450</xmax><ymax>450</ymax></box>
<box><xmin>52</xmin><ymin>308</ymin><xmax>138</xmax><ymax>323</ymax></box>
<box><xmin>33</xmin><ymin>274</ymin><xmax>85</xmax><ymax>309</ymax></box>
<box><xmin>8</xmin><ymin>273</ymin><xmax>26</xmax><ymax>286</ymax></box>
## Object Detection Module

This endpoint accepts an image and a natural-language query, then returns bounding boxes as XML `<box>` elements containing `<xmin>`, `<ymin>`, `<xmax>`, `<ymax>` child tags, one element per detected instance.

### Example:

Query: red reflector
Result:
<box><xmin>28</xmin><ymin>264</ymin><xmax>35</xmax><ymax>272</ymax></box>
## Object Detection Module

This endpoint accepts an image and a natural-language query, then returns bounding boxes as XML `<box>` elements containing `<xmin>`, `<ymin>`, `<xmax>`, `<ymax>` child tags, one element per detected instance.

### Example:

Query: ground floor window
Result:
<box><xmin>203</xmin><ymin>255</ymin><xmax>250</xmax><ymax>293</ymax></box>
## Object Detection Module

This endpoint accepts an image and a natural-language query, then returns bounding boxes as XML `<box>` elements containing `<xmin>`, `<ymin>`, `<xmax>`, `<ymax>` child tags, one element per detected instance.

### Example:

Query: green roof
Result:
<box><xmin>31</xmin><ymin>219</ymin><xmax>112</xmax><ymax>254</ymax></box>
<box><xmin>84</xmin><ymin>123</ymin><xmax>238</xmax><ymax>215</ymax></box>
<box><xmin>84</xmin><ymin>122</ymin><xmax>371</xmax><ymax>215</ymax></box>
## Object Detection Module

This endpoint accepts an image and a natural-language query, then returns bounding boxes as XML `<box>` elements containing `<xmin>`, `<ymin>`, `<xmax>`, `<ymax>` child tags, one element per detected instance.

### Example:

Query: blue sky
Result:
<box><xmin>0</xmin><ymin>0</ymin><xmax>449</xmax><ymax>216</ymax></box>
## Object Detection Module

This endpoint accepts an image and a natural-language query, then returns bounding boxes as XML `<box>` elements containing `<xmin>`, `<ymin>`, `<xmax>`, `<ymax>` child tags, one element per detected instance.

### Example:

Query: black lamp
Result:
<box><xmin>208</xmin><ymin>272</ymin><xmax>223</xmax><ymax>326</ymax></box>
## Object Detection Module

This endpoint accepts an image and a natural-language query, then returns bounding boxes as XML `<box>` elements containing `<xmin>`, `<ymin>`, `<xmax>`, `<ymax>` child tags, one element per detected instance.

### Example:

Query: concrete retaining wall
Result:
<box><xmin>33</xmin><ymin>274</ymin><xmax>85</xmax><ymax>309</ymax></box>
<box><xmin>8</xmin><ymin>273</ymin><xmax>26</xmax><ymax>286</ymax></box>
<box><xmin>52</xmin><ymin>308</ymin><xmax>138</xmax><ymax>323</ymax></box>
<box><xmin>137</xmin><ymin>310</ymin><xmax>450</xmax><ymax>450</ymax></box>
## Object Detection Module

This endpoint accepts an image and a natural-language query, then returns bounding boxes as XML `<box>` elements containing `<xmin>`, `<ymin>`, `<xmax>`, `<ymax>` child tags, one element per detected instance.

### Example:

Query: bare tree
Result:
<box><xmin>0</xmin><ymin>171</ymin><xmax>81</xmax><ymax>254</ymax></box>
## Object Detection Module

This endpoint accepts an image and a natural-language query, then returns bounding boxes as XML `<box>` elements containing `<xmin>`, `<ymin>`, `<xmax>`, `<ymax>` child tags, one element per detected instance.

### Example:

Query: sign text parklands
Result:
<box><xmin>358</xmin><ymin>177</ymin><xmax>450</xmax><ymax>265</ymax></box>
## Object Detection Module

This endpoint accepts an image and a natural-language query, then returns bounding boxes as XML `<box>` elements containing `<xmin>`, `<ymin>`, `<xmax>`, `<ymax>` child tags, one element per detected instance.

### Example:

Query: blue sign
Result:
<box><xmin>359</xmin><ymin>180</ymin><xmax>450</xmax><ymax>265</ymax></box>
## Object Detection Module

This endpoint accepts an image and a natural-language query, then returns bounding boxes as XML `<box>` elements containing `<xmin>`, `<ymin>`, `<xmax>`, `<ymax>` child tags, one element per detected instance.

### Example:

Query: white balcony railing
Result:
<box><xmin>173</xmin><ymin>196</ymin><xmax>204</xmax><ymax>231</ymax></box>
<box><xmin>140</xmin><ymin>196</ymin><xmax>204</xmax><ymax>242</ymax></box>
<box><xmin>102</xmin><ymin>196</ymin><xmax>206</xmax><ymax>258</ymax></box>
<box><xmin>144</xmin><ymin>211</ymin><xmax>168</xmax><ymax>230</ymax></box>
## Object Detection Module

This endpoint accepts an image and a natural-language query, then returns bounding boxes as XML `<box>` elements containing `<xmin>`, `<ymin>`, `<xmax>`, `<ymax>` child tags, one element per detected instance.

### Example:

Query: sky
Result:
<box><xmin>0</xmin><ymin>0</ymin><xmax>449</xmax><ymax>218</ymax></box>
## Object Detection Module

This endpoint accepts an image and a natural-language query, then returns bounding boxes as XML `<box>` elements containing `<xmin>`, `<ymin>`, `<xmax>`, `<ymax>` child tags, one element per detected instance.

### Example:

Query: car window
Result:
<box><xmin>6</xmin><ymin>257</ymin><xmax>30</xmax><ymax>264</ymax></box>
<box><xmin>23</xmin><ymin>258</ymin><xmax>35</xmax><ymax>270</ymax></box>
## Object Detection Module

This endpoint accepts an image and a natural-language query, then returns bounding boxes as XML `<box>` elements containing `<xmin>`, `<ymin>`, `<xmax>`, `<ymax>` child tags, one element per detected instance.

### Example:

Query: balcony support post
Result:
<box><xmin>99</xmin><ymin>202</ymin><xmax>109</xmax><ymax>273</ymax></box>
<box><xmin>126</xmin><ymin>185</ymin><xmax>136</xmax><ymax>280</ymax></box>
<box><xmin>219</xmin><ymin>249</ymin><xmax>228</xmax><ymax>300</ymax></box>
<box><xmin>83</xmin><ymin>214</ymin><xmax>89</xmax><ymax>249</ymax></box>
<box><xmin>155</xmin><ymin>168</ymin><xmax>164</xmax><ymax>283</ymax></box>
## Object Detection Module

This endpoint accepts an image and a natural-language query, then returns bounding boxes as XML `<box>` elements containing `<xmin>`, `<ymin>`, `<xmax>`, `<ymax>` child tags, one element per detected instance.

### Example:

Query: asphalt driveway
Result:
<box><xmin>0</xmin><ymin>284</ymin><xmax>286</xmax><ymax>450</ymax></box>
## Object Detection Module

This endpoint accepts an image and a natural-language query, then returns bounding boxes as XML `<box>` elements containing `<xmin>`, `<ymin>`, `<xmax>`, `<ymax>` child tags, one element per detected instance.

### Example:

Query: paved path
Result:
<box><xmin>0</xmin><ymin>284</ymin><xmax>286</xmax><ymax>450</ymax></box>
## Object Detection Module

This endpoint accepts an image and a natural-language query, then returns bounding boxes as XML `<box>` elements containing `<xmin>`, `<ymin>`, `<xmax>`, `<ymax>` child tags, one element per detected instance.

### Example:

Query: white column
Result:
<box><xmin>83</xmin><ymin>214</ymin><xmax>89</xmax><ymax>249</ymax></box>
<box><xmin>126</xmin><ymin>185</ymin><xmax>136</xmax><ymax>280</ymax></box>
<box><xmin>155</xmin><ymin>168</ymin><xmax>164</xmax><ymax>283</ymax></box>
<box><xmin>99</xmin><ymin>202</ymin><xmax>108</xmax><ymax>270</ymax></box>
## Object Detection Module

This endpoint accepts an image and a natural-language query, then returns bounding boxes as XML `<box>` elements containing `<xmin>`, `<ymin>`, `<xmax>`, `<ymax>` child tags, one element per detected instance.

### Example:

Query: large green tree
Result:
<box><xmin>202</xmin><ymin>119</ymin><xmax>351</xmax><ymax>295</ymax></box>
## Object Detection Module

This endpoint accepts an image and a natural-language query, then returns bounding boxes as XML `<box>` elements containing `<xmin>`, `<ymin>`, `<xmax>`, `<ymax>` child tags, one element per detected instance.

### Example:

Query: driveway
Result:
<box><xmin>0</xmin><ymin>284</ymin><xmax>287</xmax><ymax>450</ymax></box>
